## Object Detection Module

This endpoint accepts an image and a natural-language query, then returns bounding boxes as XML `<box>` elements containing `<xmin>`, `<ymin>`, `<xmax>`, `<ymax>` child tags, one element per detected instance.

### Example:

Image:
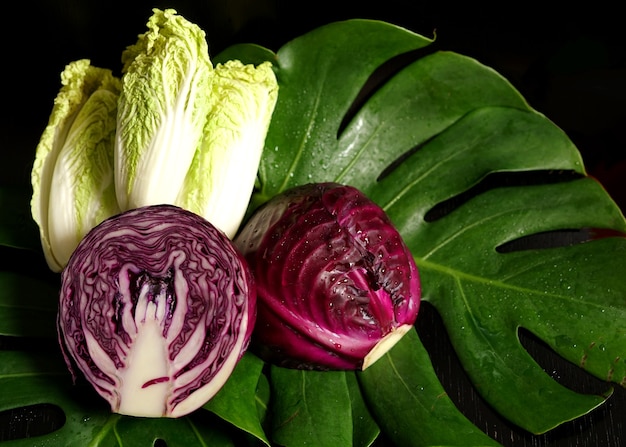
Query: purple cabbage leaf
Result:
<box><xmin>57</xmin><ymin>204</ymin><xmax>256</xmax><ymax>418</ymax></box>
<box><xmin>235</xmin><ymin>182</ymin><xmax>420</xmax><ymax>371</ymax></box>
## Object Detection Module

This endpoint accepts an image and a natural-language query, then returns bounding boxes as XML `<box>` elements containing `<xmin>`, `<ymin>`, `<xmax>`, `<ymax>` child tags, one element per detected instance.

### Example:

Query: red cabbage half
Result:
<box><xmin>235</xmin><ymin>183</ymin><xmax>420</xmax><ymax>370</ymax></box>
<box><xmin>58</xmin><ymin>204</ymin><xmax>256</xmax><ymax>418</ymax></box>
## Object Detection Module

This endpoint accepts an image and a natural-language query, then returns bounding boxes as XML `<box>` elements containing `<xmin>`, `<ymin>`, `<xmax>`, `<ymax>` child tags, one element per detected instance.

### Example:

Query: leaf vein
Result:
<box><xmin>278</xmin><ymin>92</ymin><xmax>324</xmax><ymax>193</ymax></box>
<box><xmin>0</xmin><ymin>371</ymin><xmax>66</xmax><ymax>380</ymax></box>
<box><xmin>187</xmin><ymin>417</ymin><xmax>209</xmax><ymax>447</ymax></box>
<box><xmin>87</xmin><ymin>413</ymin><xmax>120</xmax><ymax>447</ymax></box>
<box><xmin>385</xmin><ymin>351</ymin><xmax>436</xmax><ymax>412</ymax></box>
<box><xmin>420</xmin><ymin>210</ymin><xmax>510</xmax><ymax>260</ymax></box>
<box><xmin>381</xmin><ymin>134</ymin><xmax>474</xmax><ymax>212</ymax></box>
<box><xmin>335</xmin><ymin>122</ymin><xmax>382</xmax><ymax>183</ymax></box>
<box><xmin>419</xmin><ymin>258</ymin><xmax>620</xmax><ymax>312</ymax></box>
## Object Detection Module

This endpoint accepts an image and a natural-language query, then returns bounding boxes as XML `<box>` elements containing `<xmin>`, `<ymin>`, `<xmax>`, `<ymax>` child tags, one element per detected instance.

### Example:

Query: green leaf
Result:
<box><xmin>371</xmin><ymin>108</ymin><xmax>624</xmax><ymax>432</ymax></box>
<box><xmin>204</xmin><ymin>352</ymin><xmax>270</xmax><ymax>445</ymax></box>
<box><xmin>267</xmin><ymin>367</ymin><xmax>380</xmax><ymax>447</ymax></box>
<box><xmin>214</xmin><ymin>43</ymin><xmax>278</xmax><ymax>68</ymax></box>
<box><xmin>86</xmin><ymin>412</ymin><xmax>237</xmax><ymax>447</ymax></box>
<box><xmin>0</xmin><ymin>349</ymin><xmax>239</xmax><ymax>446</ymax></box>
<box><xmin>255</xmin><ymin>367</ymin><xmax>270</xmax><ymax>425</ymax></box>
<box><xmin>268</xmin><ymin>368</ymin><xmax>351</xmax><ymax>447</ymax></box>
<box><xmin>359</xmin><ymin>328</ymin><xmax>501</xmax><ymax>446</ymax></box>
<box><xmin>232</xmin><ymin>19</ymin><xmax>626</xmax><ymax>436</ymax></box>
<box><xmin>250</xmin><ymin>20</ymin><xmax>434</xmax><ymax>208</ymax></box>
<box><xmin>345</xmin><ymin>372</ymin><xmax>380</xmax><ymax>447</ymax></box>
<box><xmin>255</xmin><ymin>25</ymin><xmax>530</xmax><ymax>207</ymax></box>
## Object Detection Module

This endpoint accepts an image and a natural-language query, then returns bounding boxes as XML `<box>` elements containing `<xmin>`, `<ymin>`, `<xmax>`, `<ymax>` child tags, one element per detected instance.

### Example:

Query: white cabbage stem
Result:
<box><xmin>118</xmin><ymin>284</ymin><xmax>171</xmax><ymax>417</ymax></box>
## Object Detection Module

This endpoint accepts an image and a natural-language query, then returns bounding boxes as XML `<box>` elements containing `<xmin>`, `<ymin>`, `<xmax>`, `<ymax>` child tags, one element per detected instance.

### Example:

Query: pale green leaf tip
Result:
<box><xmin>31</xmin><ymin>59</ymin><xmax>122</xmax><ymax>272</ymax></box>
<box><xmin>114</xmin><ymin>8</ymin><xmax>214</xmax><ymax>211</ymax></box>
<box><xmin>116</xmin><ymin>8</ymin><xmax>278</xmax><ymax>238</ymax></box>
<box><xmin>176</xmin><ymin>58</ymin><xmax>278</xmax><ymax>238</ymax></box>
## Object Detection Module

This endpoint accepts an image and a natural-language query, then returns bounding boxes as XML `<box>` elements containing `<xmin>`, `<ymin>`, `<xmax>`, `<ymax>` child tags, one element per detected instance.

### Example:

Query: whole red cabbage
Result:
<box><xmin>235</xmin><ymin>183</ymin><xmax>420</xmax><ymax>370</ymax></box>
<box><xmin>58</xmin><ymin>204</ymin><xmax>256</xmax><ymax>418</ymax></box>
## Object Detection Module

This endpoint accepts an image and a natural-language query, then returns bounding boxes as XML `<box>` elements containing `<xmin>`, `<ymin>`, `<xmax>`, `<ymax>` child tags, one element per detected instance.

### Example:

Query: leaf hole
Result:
<box><xmin>337</xmin><ymin>44</ymin><xmax>439</xmax><ymax>139</ymax></box>
<box><xmin>0</xmin><ymin>404</ymin><xmax>65</xmax><ymax>442</ymax></box>
<box><xmin>153</xmin><ymin>439</ymin><xmax>168</xmax><ymax>447</ymax></box>
<box><xmin>424</xmin><ymin>169</ymin><xmax>584</xmax><ymax>222</ymax></box>
<box><xmin>497</xmin><ymin>227</ymin><xmax>625</xmax><ymax>253</ymax></box>
<box><xmin>416</xmin><ymin>302</ymin><xmax>623</xmax><ymax>445</ymax></box>
<box><xmin>518</xmin><ymin>328</ymin><xmax>612</xmax><ymax>397</ymax></box>
<box><xmin>415</xmin><ymin>301</ymin><xmax>521</xmax><ymax>443</ymax></box>
<box><xmin>376</xmin><ymin>134</ymin><xmax>438</xmax><ymax>182</ymax></box>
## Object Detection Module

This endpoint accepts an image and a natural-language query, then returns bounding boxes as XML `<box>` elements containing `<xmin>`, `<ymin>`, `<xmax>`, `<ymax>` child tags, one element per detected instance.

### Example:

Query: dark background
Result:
<box><xmin>4</xmin><ymin>0</ymin><xmax>625</xmax><ymax>211</ymax></box>
<box><xmin>2</xmin><ymin>1</ymin><xmax>625</xmax><ymax>446</ymax></box>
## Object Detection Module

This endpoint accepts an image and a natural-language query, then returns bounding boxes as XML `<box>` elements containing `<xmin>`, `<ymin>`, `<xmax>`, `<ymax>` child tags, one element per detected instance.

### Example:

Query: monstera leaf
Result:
<box><xmin>216</xmin><ymin>18</ymin><xmax>626</xmax><ymax>442</ymax></box>
<box><xmin>1</xmin><ymin>18</ymin><xmax>625</xmax><ymax>447</ymax></box>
